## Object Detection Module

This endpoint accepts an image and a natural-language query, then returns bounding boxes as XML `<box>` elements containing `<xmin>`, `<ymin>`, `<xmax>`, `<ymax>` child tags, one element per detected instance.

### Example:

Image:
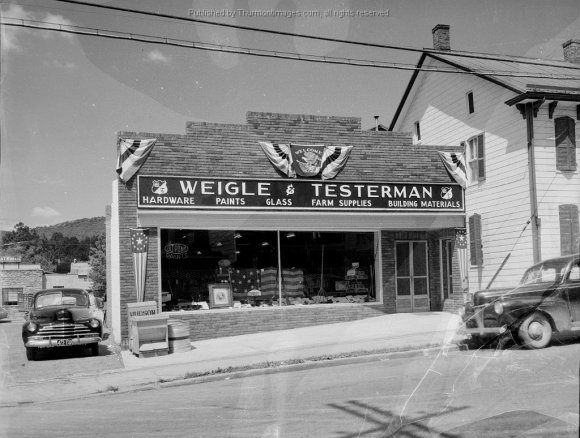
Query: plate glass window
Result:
<box><xmin>160</xmin><ymin>229</ymin><xmax>377</xmax><ymax>311</ymax></box>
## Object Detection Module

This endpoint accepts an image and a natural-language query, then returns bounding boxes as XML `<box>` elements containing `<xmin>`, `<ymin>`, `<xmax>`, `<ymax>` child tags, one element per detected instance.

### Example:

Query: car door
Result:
<box><xmin>565</xmin><ymin>259</ymin><xmax>580</xmax><ymax>327</ymax></box>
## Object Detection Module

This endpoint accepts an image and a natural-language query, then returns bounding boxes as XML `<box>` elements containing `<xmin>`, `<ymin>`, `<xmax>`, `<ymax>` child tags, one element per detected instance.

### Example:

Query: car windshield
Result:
<box><xmin>35</xmin><ymin>291</ymin><xmax>89</xmax><ymax>309</ymax></box>
<box><xmin>519</xmin><ymin>259</ymin><xmax>568</xmax><ymax>286</ymax></box>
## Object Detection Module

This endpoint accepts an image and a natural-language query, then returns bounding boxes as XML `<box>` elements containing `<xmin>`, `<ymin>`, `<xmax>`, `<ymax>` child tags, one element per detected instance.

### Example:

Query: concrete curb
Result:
<box><xmin>1</xmin><ymin>342</ymin><xmax>465</xmax><ymax>407</ymax></box>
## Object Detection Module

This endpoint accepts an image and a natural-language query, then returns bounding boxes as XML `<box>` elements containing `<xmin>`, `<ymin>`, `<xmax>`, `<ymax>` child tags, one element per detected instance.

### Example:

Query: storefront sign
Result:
<box><xmin>137</xmin><ymin>176</ymin><xmax>464</xmax><ymax>212</ymax></box>
<box><xmin>0</xmin><ymin>256</ymin><xmax>22</xmax><ymax>263</ymax></box>
<box><xmin>164</xmin><ymin>242</ymin><xmax>189</xmax><ymax>259</ymax></box>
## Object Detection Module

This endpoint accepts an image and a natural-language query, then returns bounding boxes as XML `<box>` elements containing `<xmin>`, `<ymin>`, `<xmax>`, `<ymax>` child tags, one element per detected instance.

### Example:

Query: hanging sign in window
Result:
<box><xmin>137</xmin><ymin>176</ymin><xmax>464</xmax><ymax>212</ymax></box>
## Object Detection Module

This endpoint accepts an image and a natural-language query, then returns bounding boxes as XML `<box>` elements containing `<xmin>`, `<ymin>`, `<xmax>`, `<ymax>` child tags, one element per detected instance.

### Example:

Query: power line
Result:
<box><xmin>4</xmin><ymin>19</ymin><xmax>580</xmax><ymax>81</ymax></box>
<box><xmin>51</xmin><ymin>0</ymin><xmax>580</xmax><ymax>71</ymax></box>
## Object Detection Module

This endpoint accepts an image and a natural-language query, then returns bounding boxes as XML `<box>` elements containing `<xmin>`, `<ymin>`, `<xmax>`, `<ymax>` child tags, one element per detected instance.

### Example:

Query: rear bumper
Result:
<box><xmin>25</xmin><ymin>336</ymin><xmax>102</xmax><ymax>348</ymax></box>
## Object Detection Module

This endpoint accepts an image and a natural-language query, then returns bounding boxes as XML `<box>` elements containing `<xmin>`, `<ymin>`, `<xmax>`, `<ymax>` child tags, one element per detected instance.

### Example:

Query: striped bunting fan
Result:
<box><xmin>116</xmin><ymin>138</ymin><xmax>157</xmax><ymax>183</ymax></box>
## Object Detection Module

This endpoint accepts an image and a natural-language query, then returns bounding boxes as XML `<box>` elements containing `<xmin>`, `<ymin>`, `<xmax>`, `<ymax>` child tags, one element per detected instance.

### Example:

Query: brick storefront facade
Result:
<box><xmin>108</xmin><ymin>112</ymin><xmax>465</xmax><ymax>342</ymax></box>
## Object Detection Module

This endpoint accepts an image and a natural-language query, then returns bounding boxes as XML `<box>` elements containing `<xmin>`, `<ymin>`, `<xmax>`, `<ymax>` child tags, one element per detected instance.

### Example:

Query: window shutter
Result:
<box><xmin>469</xmin><ymin>213</ymin><xmax>483</xmax><ymax>265</ymax></box>
<box><xmin>559</xmin><ymin>204</ymin><xmax>580</xmax><ymax>255</ymax></box>
<box><xmin>477</xmin><ymin>134</ymin><xmax>485</xmax><ymax>180</ymax></box>
<box><xmin>555</xmin><ymin>117</ymin><xmax>577</xmax><ymax>171</ymax></box>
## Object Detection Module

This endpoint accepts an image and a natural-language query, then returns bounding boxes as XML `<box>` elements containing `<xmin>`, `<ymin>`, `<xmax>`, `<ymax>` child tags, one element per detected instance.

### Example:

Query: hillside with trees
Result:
<box><xmin>1</xmin><ymin>219</ymin><xmax>106</xmax><ymax>281</ymax></box>
<box><xmin>35</xmin><ymin>217</ymin><xmax>105</xmax><ymax>239</ymax></box>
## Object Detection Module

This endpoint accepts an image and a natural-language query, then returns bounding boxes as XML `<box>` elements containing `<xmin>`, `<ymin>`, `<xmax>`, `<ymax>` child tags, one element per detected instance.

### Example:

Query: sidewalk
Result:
<box><xmin>0</xmin><ymin>312</ymin><xmax>464</xmax><ymax>406</ymax></box>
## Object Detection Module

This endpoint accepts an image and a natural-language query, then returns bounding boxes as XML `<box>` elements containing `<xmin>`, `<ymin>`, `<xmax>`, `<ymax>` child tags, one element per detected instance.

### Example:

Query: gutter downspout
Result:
<box><xmin>517</xmin><ymin>100</ymin><xmax>544</xmax><ymax>264</ymax></box>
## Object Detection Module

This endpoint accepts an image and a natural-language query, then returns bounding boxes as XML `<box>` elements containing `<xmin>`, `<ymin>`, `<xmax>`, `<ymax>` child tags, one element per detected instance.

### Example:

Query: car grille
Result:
<box><xmin>35</xmin><ymin>322</ymin><xmax>95</xmax><ymax>339</ymax></box>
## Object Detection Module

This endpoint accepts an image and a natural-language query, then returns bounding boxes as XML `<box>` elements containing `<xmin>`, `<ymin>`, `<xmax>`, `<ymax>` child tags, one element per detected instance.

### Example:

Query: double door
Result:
<box><xmin>395</xmin><ymin>241</ymin><xmax>429</xmax><ymax>312</ymax></box>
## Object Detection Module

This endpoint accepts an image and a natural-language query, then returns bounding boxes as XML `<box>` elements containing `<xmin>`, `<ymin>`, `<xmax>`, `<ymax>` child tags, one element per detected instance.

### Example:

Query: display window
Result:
<box><xmin>160</xmin><ymin>229</ymin><xmax>378</xmax><ymax>310</ymax></box>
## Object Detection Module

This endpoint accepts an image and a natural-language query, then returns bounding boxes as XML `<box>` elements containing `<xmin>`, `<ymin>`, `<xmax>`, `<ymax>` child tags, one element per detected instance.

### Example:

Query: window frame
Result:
<box><xmin>466</xmin><ymin>133</ymin><xmax>485</xmax><ymax>183</ymax></box>
<box><xmin>414</xmin><ymin>121</ymin><xmax>421</xmax><ymax>142</ymax></box>
<box><xmin>466</xmin><ymin>91</ymin><xmax>475</xmax><ymax>115</ymax></box>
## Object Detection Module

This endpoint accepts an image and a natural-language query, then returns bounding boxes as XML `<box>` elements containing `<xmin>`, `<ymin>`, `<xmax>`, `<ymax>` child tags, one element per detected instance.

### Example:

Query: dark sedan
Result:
<box><xmin>464</xmin><ymin>253</ymin><xmax>580</xmax><ymax>349</ymax></box>
<box><xmin>22</xmin><ymin>288</ymin><xmax>103</xmax><ymax>360</ymax></box>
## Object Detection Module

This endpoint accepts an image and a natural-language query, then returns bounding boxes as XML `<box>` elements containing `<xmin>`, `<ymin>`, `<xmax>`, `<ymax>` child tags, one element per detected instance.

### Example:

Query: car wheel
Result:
<box><xmin>90</xmin><ymin>343</ymin><xmax>99</xmax><ymax>356</ymax></box>
<box><xmin>26</xmin><ymin>347</ymin><xmax>37</xmax><ymax>361</ymax></box>
<box><xmin>518</xmin><ymin>312</ymin><xmax>552</xmax><ymax>349</ymax></box>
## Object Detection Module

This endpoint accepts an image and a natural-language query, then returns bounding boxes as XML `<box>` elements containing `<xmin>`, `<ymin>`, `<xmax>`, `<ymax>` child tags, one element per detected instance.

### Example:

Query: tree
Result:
<box><xmin>88</xmin><ymin>234</ymin><xmax>107</xmax><ymax>297</ymax></box>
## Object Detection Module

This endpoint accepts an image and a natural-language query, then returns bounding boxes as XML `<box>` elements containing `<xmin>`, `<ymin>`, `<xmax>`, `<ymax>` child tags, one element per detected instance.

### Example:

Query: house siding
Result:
<box><xmin>395</xmin><ymin>57</ymin><xmax>580</xmax><ymax>292</ymax></box>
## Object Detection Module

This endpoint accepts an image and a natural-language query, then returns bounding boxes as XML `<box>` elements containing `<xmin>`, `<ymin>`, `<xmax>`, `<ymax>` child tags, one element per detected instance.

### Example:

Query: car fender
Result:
<box><xmin>501</xmin><ymin>299</ymin><xmax>570</xmax><ymax>332</ymax></box>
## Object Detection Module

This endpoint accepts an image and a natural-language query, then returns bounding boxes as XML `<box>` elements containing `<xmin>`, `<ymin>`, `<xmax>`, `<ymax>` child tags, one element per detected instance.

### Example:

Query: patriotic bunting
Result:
<box><xmin>455</xmin><ymin>228</ymin><xmax>469</xmax><ymax>291</ymax></box>
<box><xmin>116</xmin><ymin>139</ymin><xmax>157</xmax><ymax>183</ymax></box>
<box><xmin>320</xmin><ymin>145</ymin><xmax>353</xmax><ymax>180</ymax></box>
<box><xmin>437</xmin><ymin>151</ymin><xmax>469</xmax><ymax>188</ymax></box>
<box><xmin>259</xmin><ymin>142</ymin><xmax>295</xmax><ymax>177</ymax></box>
<box><xmin>259</xmin><ymin>141</ymin><xmax>352</xmax><ymax>179</ymax></box>
<box><xmin>130</xmin><ymin>228</ymin><xmax>149</xmax><ymax>302</ymax></box>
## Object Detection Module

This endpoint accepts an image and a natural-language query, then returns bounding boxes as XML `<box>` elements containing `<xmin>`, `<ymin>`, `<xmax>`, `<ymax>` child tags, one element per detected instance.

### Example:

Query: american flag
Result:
<box><xmin>116</xmin><ymin>139</ymin><xmax>157</xmax><ymax>183</ymax></box>
<box><xmin>130</xmin><ymin>228</ymin><xmax>149</xmax><ymax>302</ymax></box>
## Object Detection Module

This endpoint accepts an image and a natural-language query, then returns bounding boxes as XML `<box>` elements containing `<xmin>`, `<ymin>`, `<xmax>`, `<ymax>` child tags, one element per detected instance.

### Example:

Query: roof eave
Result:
<box><xmin>427</xmin><ymin>53</ymin><xmax>524</xmax><ymax>95</ymax></box>
<box><xmin>505</xmin><ymin>92</ymin><xmax>580</xmax><ymax>106</ymax></box>
<box><xmin>388</xmin><ymin>53</ymin><xmax>427</xmax><ymax>131</ymax></box>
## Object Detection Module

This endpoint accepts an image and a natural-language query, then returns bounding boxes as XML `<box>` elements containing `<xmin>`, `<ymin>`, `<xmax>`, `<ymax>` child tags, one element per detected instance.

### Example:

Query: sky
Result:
<box><xmin>1</xmin><ymin>0</ymin><xmax>579</xmax><ymax>230</ymax></box>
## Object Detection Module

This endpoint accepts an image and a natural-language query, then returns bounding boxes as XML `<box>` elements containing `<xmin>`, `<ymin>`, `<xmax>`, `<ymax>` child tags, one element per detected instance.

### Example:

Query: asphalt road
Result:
<box><xmin>0</xmin><ymin>308</ymin><xmax>123</xmax><ymax>386</ymax></box>
<box><xmin>1</xmin><ymin>341</ymin><xmax>578</xmax><ymax>437</ymax></box>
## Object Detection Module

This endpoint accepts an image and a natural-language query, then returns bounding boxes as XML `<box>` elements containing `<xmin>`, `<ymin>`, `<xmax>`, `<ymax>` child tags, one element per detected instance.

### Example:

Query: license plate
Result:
<box><xmin>55</xmin><ymin>339</ymin><xmax>74</xmax><ymax>346</ymax></box>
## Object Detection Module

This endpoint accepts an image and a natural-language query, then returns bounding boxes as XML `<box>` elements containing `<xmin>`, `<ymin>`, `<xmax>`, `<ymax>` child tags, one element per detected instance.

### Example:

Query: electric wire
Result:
<box><xmin>49</xmin><ymin>0</ymin><xmax>580</xmax><ymax>71</ymax></box>
<box><xmin>3</xmin><ymin>18</ymin><xmax>580</xmax><ymax>81</ymax></box>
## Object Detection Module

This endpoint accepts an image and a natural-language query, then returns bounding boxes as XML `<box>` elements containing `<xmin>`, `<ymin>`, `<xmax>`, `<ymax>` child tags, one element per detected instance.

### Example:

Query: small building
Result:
<box><xmin>390</xmin><ymin>25</ymin><xmax>580</xmax><ymax>292</ymax></box>
<box><xmin>0</xmin><ymin>256</ymin><xmax>44</xmax><ymax>307</ymax></box>
<box><xmin>107</xmin><ymin>111</ymin><xmax>467</xmax><ymax>343</ymax></box>
<box><xmin>45</xmin><ymin>262</ymin><xmax>93</xmax><ymax>290</ymax></box>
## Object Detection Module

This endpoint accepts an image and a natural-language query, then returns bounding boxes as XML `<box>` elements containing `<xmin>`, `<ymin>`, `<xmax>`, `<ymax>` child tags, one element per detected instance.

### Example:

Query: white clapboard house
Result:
<box><xmin>390</xmin><ymin>25</ymin><xmax>580</xmax><ymax>298</ymax></box>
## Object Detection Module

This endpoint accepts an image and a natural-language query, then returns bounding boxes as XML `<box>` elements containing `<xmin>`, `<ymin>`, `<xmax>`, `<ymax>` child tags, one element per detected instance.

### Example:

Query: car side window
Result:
<box><xmin>569</xmin><ymin>264</ymin><xmax>580</xmax><ymax>282</ymax></box>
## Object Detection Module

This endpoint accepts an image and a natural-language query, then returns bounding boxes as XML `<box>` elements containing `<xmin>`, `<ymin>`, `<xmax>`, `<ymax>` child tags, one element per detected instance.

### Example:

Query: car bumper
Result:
<box><xmin>463</xmin><ymin>305</ymin><xmax>507</xmax><ymax>337</ymax></box>
<box><xmin>25</xmin><ymin>336</ymin><xmax>102</xmax><ymax>348</ymax></box>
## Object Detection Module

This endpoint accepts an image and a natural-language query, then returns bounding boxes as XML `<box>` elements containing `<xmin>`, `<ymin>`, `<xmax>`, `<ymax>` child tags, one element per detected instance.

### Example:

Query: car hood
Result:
<box><xmin>28</xmin><ymin>307</ymin><xmax>93</xmax><ymax>322</ymax></box>
<box><xmin>472</xmin><ymin>288</ymin><xmax>512</xmax><ymax>306</ymax></box>
<box><xmin>473</xmin><ymin>283</ymin><xmax>558</xmax><ymax>306</ymax></box>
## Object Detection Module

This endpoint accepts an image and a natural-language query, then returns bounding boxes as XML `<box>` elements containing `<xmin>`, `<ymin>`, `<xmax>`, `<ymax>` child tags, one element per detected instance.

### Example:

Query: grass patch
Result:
<box><xmin>98</xmin><ymin>385</ymin><xmax>119</xmax><ymax>393</ymax></box>
<box><xmin>156</xmin><ymin>343</ymin><xmax>446</xmax><ymax>385</ymax></box>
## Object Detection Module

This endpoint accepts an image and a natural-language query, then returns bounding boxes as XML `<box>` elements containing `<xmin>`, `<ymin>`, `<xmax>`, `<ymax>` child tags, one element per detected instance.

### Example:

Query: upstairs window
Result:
<box><xmin>467</xmin><ymin>134</ymin><xmax>485</xmax><ymax>183</ymax></box>
<box><xmin>466</xmin><ymin>91</ymin><xmax>475</xmax><ymax>114</ymax></box>
<box><xmin>414</xmin><ymin>121</ymin><xmax>421</xmax><ymax>141</ymax></box>
<box><xmin>555</xmin><ymin>116</ymin><xmax>577</xmax><ymax>171</ymax></box>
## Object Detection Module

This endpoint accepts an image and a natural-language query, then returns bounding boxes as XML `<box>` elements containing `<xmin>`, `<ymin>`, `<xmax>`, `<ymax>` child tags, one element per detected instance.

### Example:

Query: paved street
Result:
<box><xmin>1</xmin><ymin>342</ymin><xmax>578</xmax><ymax>437</ymax></box>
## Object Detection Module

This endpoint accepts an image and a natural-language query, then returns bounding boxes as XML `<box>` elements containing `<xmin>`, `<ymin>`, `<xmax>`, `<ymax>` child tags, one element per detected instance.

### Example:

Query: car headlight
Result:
<box><xmin>493</xmin><ymin>301</ymin><xmax>504</xmax><ymax>315</ymax></box>
<box><xmin>25</xmin><ymin>322</ymin><xmax>38</xmax><ymax>333</ymax></box>
<box><xmin>89</xmin><ymin>318</ymin><xmax>101</xmax><ymax>329</ymax></box>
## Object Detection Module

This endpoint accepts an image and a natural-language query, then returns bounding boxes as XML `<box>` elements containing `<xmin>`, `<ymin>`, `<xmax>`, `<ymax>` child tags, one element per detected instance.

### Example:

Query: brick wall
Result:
<box><xmin>114</xmin><ymin>112</ymin><xmax>463</xmax><ymax>340</ymax></box>
<box><xmin>168</xmin><ymin>303</ymin><xmax>386</xmax><ymax>341</ymax></box>
<box><xmin>0</xmin><ymin>268</ymin><xmax>44</xmax><ymax>304</ymax></box>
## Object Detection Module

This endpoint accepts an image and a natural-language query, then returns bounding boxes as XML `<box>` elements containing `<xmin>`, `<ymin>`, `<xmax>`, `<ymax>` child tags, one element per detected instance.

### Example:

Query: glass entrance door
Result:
<box><xmin>395</xmin><ymin>241</ymin><xmax>429</xmax><ymax>312</ymax></box>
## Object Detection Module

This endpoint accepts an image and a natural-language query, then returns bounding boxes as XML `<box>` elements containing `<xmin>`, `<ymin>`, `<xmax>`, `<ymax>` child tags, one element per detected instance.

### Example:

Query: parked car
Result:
<box><xmin>464</xmin><ymin>253</ymin><xmax>580</xmax><ymax>349</ymax></box>
<box><xmin>22</xmin><ymin>288</ymin><xmax>104</xmax><ymax>360</ymax></box>
<box><xmin>0</xmin><ymin>306</ymin><xmax>8</xmax><ymax>320</ymax></box>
